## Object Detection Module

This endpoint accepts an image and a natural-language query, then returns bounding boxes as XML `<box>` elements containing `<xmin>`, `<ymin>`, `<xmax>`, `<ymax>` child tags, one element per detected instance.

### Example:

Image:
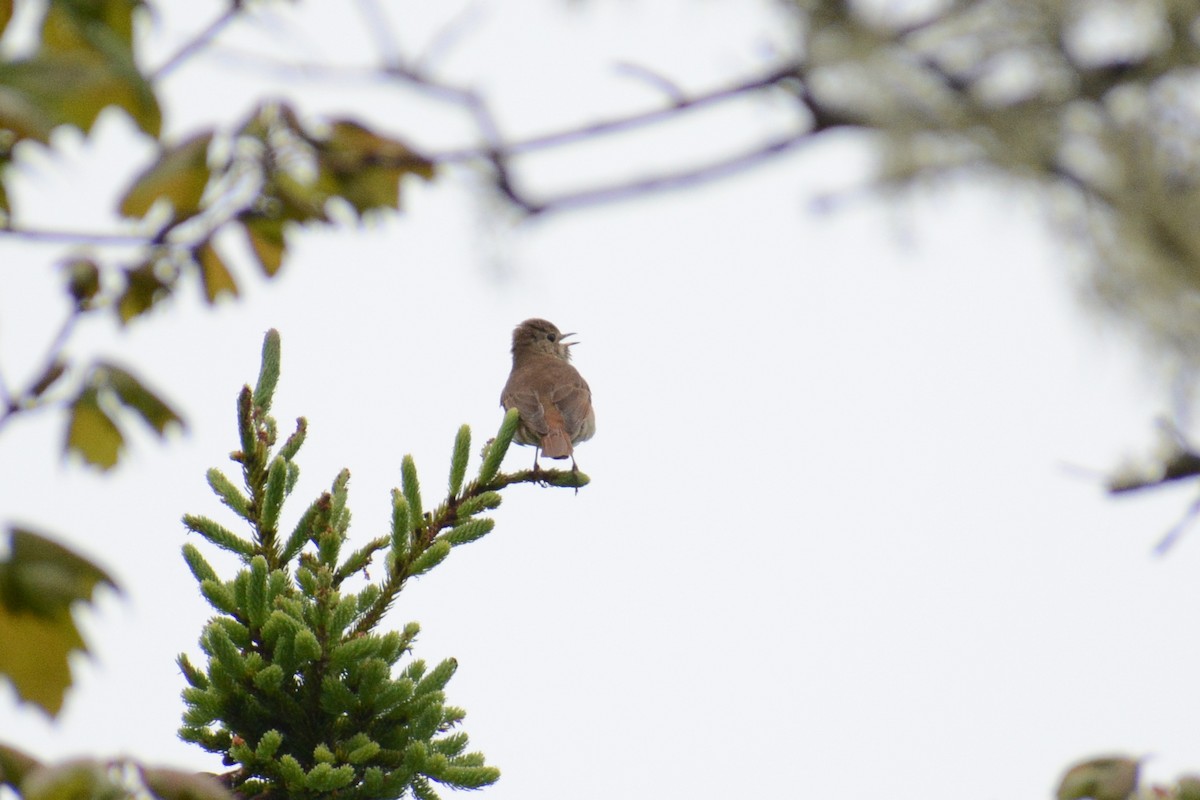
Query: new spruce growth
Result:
<box><xmin>177</xmin><ymin>330</ymin><xmax>586</xmax><ymax>799</ymax></box>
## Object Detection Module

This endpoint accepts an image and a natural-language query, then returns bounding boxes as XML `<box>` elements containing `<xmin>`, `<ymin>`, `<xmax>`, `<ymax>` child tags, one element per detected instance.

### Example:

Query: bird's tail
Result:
<box><xmin>539</xmin><ymin>429</ymin><xmax>573</xmax><ymax>459</ymax></box>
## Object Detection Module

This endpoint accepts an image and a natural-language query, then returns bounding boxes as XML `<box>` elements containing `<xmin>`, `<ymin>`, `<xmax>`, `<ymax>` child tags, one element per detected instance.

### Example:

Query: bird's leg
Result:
<box><xmin>531</xmin><ymin>447</ymin><xmax>542</xmax><ymax>473</ymax></box>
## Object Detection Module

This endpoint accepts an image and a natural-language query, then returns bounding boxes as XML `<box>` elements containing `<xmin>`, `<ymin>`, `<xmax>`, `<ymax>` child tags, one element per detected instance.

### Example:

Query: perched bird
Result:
<box><xmin>501</xmin><ymin>318</ymin><xmax>595</xmax><ymax>470</ymax></box>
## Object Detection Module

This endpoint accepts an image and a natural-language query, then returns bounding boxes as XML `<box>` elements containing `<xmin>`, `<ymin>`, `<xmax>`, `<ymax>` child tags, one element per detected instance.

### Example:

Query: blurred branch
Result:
<box><xmin>427</xmin><ymin>60</ymin><xmax>808</xmax><ymax>158</ymax></box>
<box><xmin>150</xmin><ymin>3</ymin><xmax>245</xmax><ymax>81</ymax></box>
<box><xmin>411</xmin><ymin>1</ymin><xmax>486</xmax><ymax>73</ymax></box>
<box><xmin>383</xmin><ymin>58</ymin><xmax>818</xmax><ymax>213</ymax></box>
<box><xmin>0</xmin><ymin>307</ymin><xmax>80</xmax><ymax>433</ymax></box>
<box><xmin>614</xmin><ymin>61</ymin><xmax>688</xmax><ymax>103</ymax></box>
<box><xmin>502</xmin><ymin>131</ymin><xmax>816</xmax><ymax>215</ymax></box>
<box><xmin>1108</xmin><ymin>448</ymin><xmax>1200</xmax><ymax>494</ymax></box>
<box><xmin>353</xmin><ymin>0</ymin><xmax>403</xmax><ymax>69</ymax></box>
<box><xmin>0</xmin><ymin>227</ymin><xmax>154</xmax><ymax>245</ymax></box>
<box><xmin>1153</xmin><ymin>492</ymin><xmax>1200</xmax><ymax>556</ymax></box>
<box><xmin>0</xmin><ymin>58</ymin><xmax>818</xmax><ymax>248</ymax></box>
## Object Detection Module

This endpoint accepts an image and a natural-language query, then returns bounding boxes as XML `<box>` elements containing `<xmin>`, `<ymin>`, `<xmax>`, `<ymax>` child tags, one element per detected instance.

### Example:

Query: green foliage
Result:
<box><xmin>102</xmin><ymin>102</ymin><xmax>436</xmax><ymax>326</ymax></box>
<box><xmin>448</xmin><ymin>426</ymin><xmax>471</xmax><ymax>499</ymax></box>
<box><xmin>64</xmin><ymin>363</ymin><xmax>183</xmax><ymax>471</ymax></box>
<box><xmin>0</xmin><ymin>743</ymin><xmax>234</xmax><ymax>800</ymax></box>
<box><xmin>788</xmin><ymin>0</ymin><xmax>1200</xmax><ymax>362</ymax></box>
<box><xmin>0</xmin><ymin>2</ymin><xmax>442</xmax><ymax>499</ymax></box>
<box><xmin>118</xmin><ymin>131</ymin><xmax>213</xmax><ymax>221</ymax></box>
<box><xmin>1056</xmin><ymin>756</ymin><xmax>1140</xmax><ymax>800</ymax></box>
<box><xmin>477</xmin><ymin>409</ymin><xmax>519</xmax><ymax>485</ymax></box>
<box><xmin>0</xmin><ymin>528</ymin><xmax>117</xmax><ymax>715</ymax></box>
<box><xmin>179</xmin><ymin>329</ymin><xmax>586</xmax><ymax>799</ymax></box>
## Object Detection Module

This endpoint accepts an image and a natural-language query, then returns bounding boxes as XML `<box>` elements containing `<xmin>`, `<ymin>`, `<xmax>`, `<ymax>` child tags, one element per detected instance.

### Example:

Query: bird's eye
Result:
<box><xmin>546</xmin><ymin>333</ymin><xmax>556</xmax><ymax>342</ymax></box>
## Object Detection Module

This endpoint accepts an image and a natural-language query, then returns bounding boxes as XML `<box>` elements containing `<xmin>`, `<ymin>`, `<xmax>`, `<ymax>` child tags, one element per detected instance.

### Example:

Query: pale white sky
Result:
<box><xmin>3</xmin><ymin>2</ymin><xmax>1199</xmax><ymax>800</ymax></box>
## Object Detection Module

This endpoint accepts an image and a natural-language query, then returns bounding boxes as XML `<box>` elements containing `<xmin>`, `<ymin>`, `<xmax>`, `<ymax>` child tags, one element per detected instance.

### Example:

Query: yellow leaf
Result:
<box><xmin>116</xmin><ymin>261</ymin><xmax>170</xmax><ymax>324</ymax></box>
<box><xmin>23</xmin><ymin>760</ymin><xmax>117</xmax><ymax>800</ymax></box>
<box><xmin>0</xmin><ymin>744</ymin><xmax>41</xmax><ymax>787</ymax></box>
<box><xmin>0</xmin><ymin>529</ymin><xmax>114</xmax><ymax>717</ymax></box>
<box><xmin>0</xmin><ymin>52</ymin><xmax>160</xmax><ymax>137</ymax></box>
<box><xmin>195</xmin><ymin>240</ymin><xmax>238</xmax><ymax>303</ymax></box>
<box><xmin>0</xmin><ymin>85</ymin><xmax>55</xmax><ymax>143</ymax></box>
<box><xmin>326</xmin><ymin>164</ymin><xmax>402</xmax><ymax>214</ymax></box>
<box><xmin>1057</xmin><ymin>756</ymin><xmax>1140</xmax><ymax>800</ymax></box>
<box><xmin>96</xmin><ymin>362</ymin><xmax>183</xmax><ymax>436</ymax></box>
<box><xmin>140</xmin><ymin>768</ymin><xmax>234</xmax><ymax>800</ymax></box>
<box><xmin>325</xmin><ymin>120</ymin><xmax>436</xmax><ymax>180</ymax></box>
<box><xmin>318</xmin><ymin>119</ymin><xmax>435</xmax><ymax>214</ymax></box>
<box><xmin>119</xmin><ymin>131</ymin><xmax>213</xmax><ymax>219</ymax></box>
<box><xmin>41</xmin><ymin>0</ymin><xmax>139</xmax><ymax>56</ymax></box>
<box><xmin>0</xmin><ymin>606</ymin><xmax>84</xmax><ymax>716</ymax></box>
<box><xmin>63</xmin><ymin>257</ymin><xmax>100</xmax><ymax>306</ymax></box>
<box><xmin>241</xmin><ymin>214</ymin><xmax>287</xmax><ymax>276</ymax></box>
<box><xmin>269</xmin><ymin>172</ymin><xmax>330</xmax><ymax>223</ymax></box>
<box><xmin>3</xmin><ymin>528</ymin><xmax>117</xmax><ymax>617</ymax></box>
<box><xmin>65</xmin><ymin>389</ymin><xmax>122</xmax><ymax>470</ymax></box>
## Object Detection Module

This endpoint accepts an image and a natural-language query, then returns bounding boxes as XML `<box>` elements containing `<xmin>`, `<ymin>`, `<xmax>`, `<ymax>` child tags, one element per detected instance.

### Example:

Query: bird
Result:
<box><xmin>500</xmin><ymin>318</ymin><xmax>595</xmax><ymax>470</ymax></box>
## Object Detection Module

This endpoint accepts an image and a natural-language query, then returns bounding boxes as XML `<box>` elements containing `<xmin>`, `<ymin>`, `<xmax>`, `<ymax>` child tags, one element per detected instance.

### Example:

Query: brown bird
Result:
<box><xmin>501</xmin><ymin>318</ymin><xmax>595</xmax><ymax>470</ymax></box>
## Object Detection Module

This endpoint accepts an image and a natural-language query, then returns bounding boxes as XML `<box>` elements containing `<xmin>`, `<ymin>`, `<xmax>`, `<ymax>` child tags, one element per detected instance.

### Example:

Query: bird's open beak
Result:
<box><xmin>561</xmin><ymin>333</ymin><xmax>578</xmax><ymax>346</ymax></box>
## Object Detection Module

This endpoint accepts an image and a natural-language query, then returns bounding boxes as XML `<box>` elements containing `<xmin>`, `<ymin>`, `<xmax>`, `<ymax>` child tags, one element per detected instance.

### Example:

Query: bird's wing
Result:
<box><xmin>502</xmin><ymin>387</ymin><xmax>549</xmax><ymax>434</ymax></box>
<box><xmin>549</xmin><ymin>379</ymin><xmax>592</xmax><ymax>437</ymax></box>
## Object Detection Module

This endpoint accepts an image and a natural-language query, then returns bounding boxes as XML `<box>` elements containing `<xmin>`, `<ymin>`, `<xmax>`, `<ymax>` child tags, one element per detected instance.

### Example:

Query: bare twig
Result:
<box><xmin>354</xmin><ymin>0</ymin><xmax>403</xmax><ymax>68</ymax></box>
<box><xmin>0</xmin><ymin>307</ymin><xmax>81</xmax><ymax>433</ymax></box>
<box><xmin>1154</xmin><ymin>491</ymin><xmax>1200</xmax><ymax>556</ymax></box>
<box><xmin>0</xmin><ymin>50</ymin><xmax>816</xmax><ymax>245</ymax></box>
<box><xmin>0</xmin><ymin>227</ymin><xmax>155</xmax><ymax>245</ymax></box>
<box><xmin>0</xmin><ymin>365</ymin><xmax>11</xmax><ymax>413</ymax></box>
<box><xmin>614</xmin><ymin>61</ymin><xmax>687</xmax><ymax>103</ymax></box>
<box><xmin>506</xmin><ymin>131</ymin><xmax>817</xmax><ymax>215</ymax></box>
<box><xmin>180</xmin><ymin>48</ymin><xmax>804</xmax><ymax>155</ymax></box>
<box><xmin>150</xmin><ymin>4</ymin><xmax>244</xmax><ymax>81</ymax></box>
<box><xmin>488</xmin><ymin>62</ymin><xmax>805</xmax><ymax>157</ymax></box>
<box><xmin>413</xmin><ymin>2</ymin><xmax>487</xmax><ymax>73</ymax></box>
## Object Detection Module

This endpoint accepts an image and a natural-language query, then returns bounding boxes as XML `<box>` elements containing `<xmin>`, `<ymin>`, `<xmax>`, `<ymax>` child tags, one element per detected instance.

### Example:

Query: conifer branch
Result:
<box><xmin>180</xmin><ymin>329</ymin><xmax>597</xmax><ymax>798</ymax></box>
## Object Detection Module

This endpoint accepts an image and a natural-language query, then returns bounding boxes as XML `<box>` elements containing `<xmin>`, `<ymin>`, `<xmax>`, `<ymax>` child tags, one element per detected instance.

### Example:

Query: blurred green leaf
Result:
<box><xmin>268</xmin><ymin>172</ymin><xmax>330</xmax><ymax>223</ymax></box>
<box><xmin>117</xmin><ymin>260</ymin><xmax>171</xmax><ymax>324</ymax></box>
<box><xmin>317</xmin><ymin>120</ymin><xmax>435</xmax><ymax>214</ymax></box>
<box><xmin>194</xmin><ymin>239</ymin><xmax>238</xmax><ymax>303</ymax></box>
<box><xmin>0</xmin><ymin>609</ymin><xmax>81</xmax><ymax>715</ymax></box>
<box><xmin>0</xmin><ymin>743</ymin><xmax>41</xmax><ymax>788</ymax></box>
<box><xmin>41</xmin><ymin>0</ymin><xmax>139</xmax><ymax>57</ymax></box>
<box><xmin>1178</xmin><ymin>776</ymin><xmax>1200</xmax><ymax>800</ymax></box>
<box><xmin>0</xmin><ymin>527</ymin><xmax>114</xmax><ymax>714</ymax></box>
<box><xmin>63</xmin><ymin>257</ymin><xmax>100</xmax><ymax>307</ymax></box>
<box><xmin>0</xmin><ymin>1</ymin><xmax>12</xmax><ymax>40</ymax></box>
<box><xmin>240</xmin><ymin>214</ymin><xmax>286</xmax><ymax>276</ymax></box>
<box><xmin>0</xmin><ymin>526</ymin><xmax>115</xmax><ymax>717</ymax></box>
<box><xmin>22</xmin><ymin>760</ymin><xmax>118</xmax><ymax>800</ymax></box>
<box><xmin>0</xmin><ymin>528</ymin><xmax>117</xmax><ymax>617</ymax></box>
<box><xmin>98</xmin><ymin>362</ymin><xmax>183</xmax><ymax>436</ymax></box>
<box><xmin>0</xmin><ymin>86</ymin><xmax>56</xmax><ymax>143</ymax></box>
<box><xmin>119</xmin><ymin>132</ymin><xmax>213</xmax><ymax>220</ymax></box>
<box><xmin>65</xmin><ymin>387</ymin><xmax>122</xmax><ymax>469</ymax></box>
<box><xmin>1057</xmin><ymin>756</ymin><xmax>1140</xmax><ymax>800</ymax></box>
<box><xmin>140</xmin><ymin>766</ymin><xmax>233</xmax><ymax>800</ymax></box>
<box><xmin>0</xmin><ymin>52</ymin><xmax>160</xmax><ymax>137</ymax></box>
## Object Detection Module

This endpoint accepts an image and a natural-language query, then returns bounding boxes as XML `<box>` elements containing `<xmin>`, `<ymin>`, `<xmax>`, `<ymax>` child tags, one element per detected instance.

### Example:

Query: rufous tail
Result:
<box><xmin>539</xmin><ymin>429</ymin><xmax>572</xmax><ymax>459</ymax></box>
